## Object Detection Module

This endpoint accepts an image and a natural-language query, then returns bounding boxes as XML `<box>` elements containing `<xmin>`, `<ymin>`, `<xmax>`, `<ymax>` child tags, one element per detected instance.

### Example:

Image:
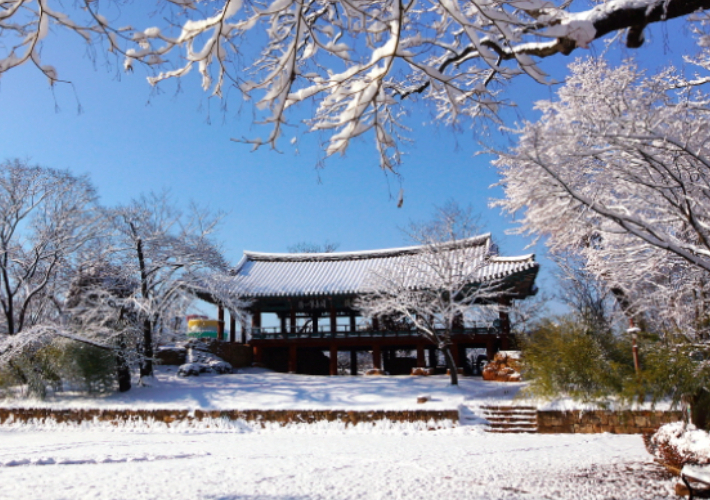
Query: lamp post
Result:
<box><xmin>627</xmin><ymin>321</ymin><xmax>641</xmax><ymax>374</ymax></box>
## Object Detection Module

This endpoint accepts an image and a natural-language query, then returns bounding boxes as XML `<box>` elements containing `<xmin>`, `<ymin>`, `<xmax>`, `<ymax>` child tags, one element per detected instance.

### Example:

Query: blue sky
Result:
<box><xmin>0</xmin><ymin>12</ymin><xmax>698</xmax><ymax>318</ymax></box>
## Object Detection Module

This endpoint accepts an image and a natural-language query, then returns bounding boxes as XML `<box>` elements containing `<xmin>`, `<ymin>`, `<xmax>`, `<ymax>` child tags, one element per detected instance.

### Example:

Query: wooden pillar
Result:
<box><xmin>416</xmin><ymin>343</ymin><xmax>426</xmax><ymax>368</ymax></box>
<box><xmin>229</xmin><ymin>312</ymin><xmax>236</xmax><ymax>343</ymax></box>
<box><xmin>458</xmin><ymin>344</ymin><xmax>468</xmax><ymax>373</ymax></box>
<box><xmin>217</xmin><ymin>305</ymin><xmax>225</xmax><ymax>341</ymax></box>
<box><xmin>349</xmin><ymin>314</ymin><xmax>357</xmax><ymax>333</ymax></box>
<box><xmin>451</xmin><ymin>342</ymin><xmax>460</xmax><ymax>367</ymax></box>
<box><xmin>312</xmin><ymin>313</ymin><xmax>319</xmax><ymax>335</ymax></box>
<box><xmin>252</xmin><ymin>309</ymin><xmax>261</xmax><ymax>330</ymax></box>
<box><xmin>372</xmin><ymin>345</ymin><xmax>382</xmax><ymax>370</ymax></box>
<box><xmin>428</xmin><ymin>347</ymin><xmax>437</xmax><ymax>368</ymax></box>
<box><xmin>372</xmin><ymin>316</ymin><xmax>380</xmax><ymax>332</ymax></box>
<box><xmin>330</xmin><ymin>303</ymin><xmax>337</xmax><ymax>337</ymax></box>
<box><xmin>329</xmin><ymin>344</ymin><xmax>338</xmax><ymax>376</ymax></box>
<box><xmin>290</xmin><ymin>307</ymin><xmax>296</xmax><ymax>334</ymax></box>
<box><xmin>486</xmin><ymin>338</ymin><xmax>496</xmax><ymax>363</ymax></box>
<box><xmin>288</xmin><ymin>345</ymin><xmax>298</xmax><ymax>373</ymax></box>
<box><xmin>253</xmin><ymin>345</ymin><xmax>263</xmax><ymax>364</ymax></box>
<box><xmin>350</xmin><ymin>350</ymin><xmax>358</xmax><ymax>375</ymax></box>
<box><xmin>280</xmin><ymin>315</ymin><xmax>287</xmax><ymax>335</ymax></box>
<box><xmin>240</xmin><ymin>318</ymin><xmax>247</xmax><ymax>344</ymax></box>
<box><xmin>453</xmin><ymin>311</ymin><xmax>464</xmax><ymax>331</ymax></box>
<box><xmin>499</xmin><ymin>299</ymin><xmax>511</xmax><ymax>336</ymax></box>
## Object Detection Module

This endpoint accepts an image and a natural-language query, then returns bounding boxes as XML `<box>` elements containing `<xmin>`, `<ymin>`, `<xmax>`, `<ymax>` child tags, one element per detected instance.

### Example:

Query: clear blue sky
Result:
<box><xmin>0</xmin><ymin>13</ymin><xmax>697</xmax><ymax>318</ymax></box>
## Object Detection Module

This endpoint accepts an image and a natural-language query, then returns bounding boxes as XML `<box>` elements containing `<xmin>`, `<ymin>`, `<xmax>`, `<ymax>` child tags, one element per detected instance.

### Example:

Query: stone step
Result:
<box><xmin>480</xmin><ymin>405</ymin><xmax>537</xmax><ymax>412</ymax></box>
<box><xmin>483</xmin><ymin>411</ymin><xmax>537</xmax><ymax>417</ymax></box>
<box><xmin>485</xmin><ymin>416</ymin><xmax>538</xmax><ymax>423</ymax></box>
<box><xmin>488</xmin><ymin>422</ymin><xmax>538</xmax><ymax>428</ymax></box>
<box><xmin>486</xmin><ymin>427</ymin><xmax>538</xmax><ymax>434</ymax></box>
<box><xmin>480</xmin><ymin>405</ymin><xmax>539</xmax><ymax>433</ymax></box>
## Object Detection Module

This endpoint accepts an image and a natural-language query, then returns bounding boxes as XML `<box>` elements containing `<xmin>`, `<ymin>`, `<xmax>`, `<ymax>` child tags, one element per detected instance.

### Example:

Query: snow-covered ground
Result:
<box><xmin>0</xmin><ymin>367</ymin><xmax>527</xmax><ymax>411</ymax></box>
<box><xmin>0</xmin><ymin>367</ymin><xmax>671</xmax><ymax>412</ymax></box>
<box><xmin>0</xmin><ymin>368</ymin><xmax>682</xmax><ymax>499</ymax></box>
<box><xmin>0</xmin><ymin>424</ymin><xmax>673</xmax><ymax>500</ymax></box>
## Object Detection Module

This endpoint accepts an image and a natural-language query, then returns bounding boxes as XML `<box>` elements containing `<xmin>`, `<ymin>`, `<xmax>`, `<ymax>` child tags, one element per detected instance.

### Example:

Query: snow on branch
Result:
<box><xmin>3</xmin><ymin>1</ymin><xmax>710</xmax><ymax>168</ymax></box>
<box><xmin>494</xmin><ymin>57</ymin><xmax>710</xmax><ymax>339</ymax></box>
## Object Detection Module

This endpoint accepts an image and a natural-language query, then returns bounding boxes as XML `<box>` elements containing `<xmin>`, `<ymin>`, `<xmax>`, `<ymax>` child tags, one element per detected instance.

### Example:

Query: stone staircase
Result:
<box><xmin>479</xmin><ymin>405</ymin><xmax>538</xmax><ymax>433</ymax></box>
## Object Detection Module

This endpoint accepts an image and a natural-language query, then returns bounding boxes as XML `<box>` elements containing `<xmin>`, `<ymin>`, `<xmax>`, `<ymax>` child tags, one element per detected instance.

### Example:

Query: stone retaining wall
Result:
<box><xmin>0</xmin><ymin>407</ymin><xmax>458</xmax><ymax>427</ymax></box>
<box><xmin>537</xmin><ymin>410</ymin><xmax>682</xmax><ymax>434</ymax></box>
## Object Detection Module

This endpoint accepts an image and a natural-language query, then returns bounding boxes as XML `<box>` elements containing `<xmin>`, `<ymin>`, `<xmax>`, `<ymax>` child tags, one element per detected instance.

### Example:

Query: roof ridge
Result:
<box><xmin>243</xmin><ymin>234</ymin><xmax>493</xmax><ymax>262</ymax></box>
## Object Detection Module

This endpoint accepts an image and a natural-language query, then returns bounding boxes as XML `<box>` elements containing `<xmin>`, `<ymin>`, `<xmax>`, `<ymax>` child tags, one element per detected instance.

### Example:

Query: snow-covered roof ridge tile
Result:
<box><xmin>242</xmin><ymin>233</ymin><xmax>492</xmax><ymax>262</ymax></box>
<box><xmin>489</xmin><ymin>253</ymin><xmax>535</xmax><ymax>263</ymax></box>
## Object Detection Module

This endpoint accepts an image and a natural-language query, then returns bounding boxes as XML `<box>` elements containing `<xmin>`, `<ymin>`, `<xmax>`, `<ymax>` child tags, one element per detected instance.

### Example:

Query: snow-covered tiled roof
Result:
<box><xmin>229</xmin><ymin>235</ymin><xmax>538</xmax><ymax>299</ymax></box>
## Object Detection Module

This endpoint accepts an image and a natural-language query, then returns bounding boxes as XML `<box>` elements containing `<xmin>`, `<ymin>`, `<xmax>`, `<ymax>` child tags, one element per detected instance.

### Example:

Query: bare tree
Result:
<box><xmin>0</xmin><ymin>159</ymin><xmax>99</xmax><ymax>336</ymax></box>
<box><xmin>357</xmin><ymin>204</ymin><xmax>506</xmax><ymax>385</ymax></box>
<box><xmin>108</xmin><ymin>192</ymin><xmax>237</xmax><ymax>379</ymax></box>
<box><xmin>1</xmin><ymin>2</ymin><xmax>709</xmax><ymax>168</ymax></box>
<box><xmin>287</xmin><ymin>241</ymin><xmax>340</xmax><ymax>253</ymax></box>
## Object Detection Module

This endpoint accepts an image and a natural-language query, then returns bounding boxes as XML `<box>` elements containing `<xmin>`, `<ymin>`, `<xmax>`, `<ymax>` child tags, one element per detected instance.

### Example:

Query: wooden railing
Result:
<box><xmin>249</xmin><ymin>324</ymin><xmax>499</xmax><ymax>341</ymax></box>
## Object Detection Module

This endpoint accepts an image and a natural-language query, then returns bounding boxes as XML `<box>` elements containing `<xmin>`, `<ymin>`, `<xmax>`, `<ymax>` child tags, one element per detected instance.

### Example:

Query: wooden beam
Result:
<box><xmin>253</xmin><ymin>345</ymin><xmax>263</xmax><ymax>364</ymax></box>
<box><xmin>329</xmin><ymin>344</ymin><xmax>338</xmax><ymax>376</ymax></box>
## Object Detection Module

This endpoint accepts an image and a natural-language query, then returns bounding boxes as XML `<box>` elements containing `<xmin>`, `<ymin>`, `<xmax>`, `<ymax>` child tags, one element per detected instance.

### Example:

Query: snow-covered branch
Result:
<box><xmin>495</xmin><ymin>58</ymin><xmax>710</xmax><ymax>339</ymax></box>
<box><xmin>4</xmin><ymin>1</ymin><xmax>710</xmax><ymax>168</ymax></box>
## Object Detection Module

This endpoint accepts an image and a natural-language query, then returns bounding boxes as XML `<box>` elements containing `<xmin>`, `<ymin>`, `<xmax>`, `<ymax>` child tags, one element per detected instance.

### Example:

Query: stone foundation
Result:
<box><xmin>537</xmin><ymin>410</ymin><xmax>682</xmax><ymax>434</ymax></box>
<box><xmin>0</xmin><ymin>407</ymin><xmax>458</xmax><ymax>427</ymax></box>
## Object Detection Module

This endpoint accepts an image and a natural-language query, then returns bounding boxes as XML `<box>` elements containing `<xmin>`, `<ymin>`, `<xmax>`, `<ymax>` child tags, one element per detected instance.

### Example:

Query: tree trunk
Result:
<box><xmin>133</xmin><ymin>229</ymin><xmax>154</xmax><ymax>378</ymax></box>
<box><xmin>116</xmin><ymin>352</ymin><xmax>131</xmax><ymax>392</ymax></box>
<box><xmin>442</xmin><ymin>345</ymin><xmax>459</xmax><ymax>386</ymax></box>
<box><xmin>140</xmin><ymin>318</ymin><xmax>153</xmax><ymax>378</ymax></box>
<box><xmin>691</xmin><ymin>390</ymin><xmax>710</xmax><ymax>431</ymax></box>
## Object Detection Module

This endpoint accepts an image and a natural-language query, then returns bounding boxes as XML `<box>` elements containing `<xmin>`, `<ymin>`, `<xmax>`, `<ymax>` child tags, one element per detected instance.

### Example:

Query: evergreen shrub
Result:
<box><xmin>520</xmin><ymin>316</ymin><xmax>636</xmax><ymax>403</ymax></box>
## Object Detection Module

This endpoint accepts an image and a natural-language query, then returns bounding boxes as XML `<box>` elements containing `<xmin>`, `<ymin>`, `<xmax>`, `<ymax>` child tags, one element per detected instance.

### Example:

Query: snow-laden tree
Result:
<box><xmin>64</xmin><ymin>262</ymin><xmax>140</xmax><ymax>392</ymax></box>
<box><xmin>494</xmin><ymin>57</ymin><xmax>710</xmax><ymax>339</ymax></box>
<box><xmin>0</xmin><ymin>191</ymin><xmax>245</xmax><ymax>393</ymax></box>
<box><xmin>356</xmin><ymin>204</ymin><xmax>506</xmax><ymax>385</ymax></box>
<box><xmin>2</xmin><ymin>1</ymin><xmax>710</xmax><ymax>168</ymax></box>
<box><xmin>108</xmin><ymin>192</ymin><xmax>241</xmax><ymax>379</ymax></box>
<box><xmin>0</xmin><ymin>159</ymin><xmax>99</xmax><ymax>336</ymax></box>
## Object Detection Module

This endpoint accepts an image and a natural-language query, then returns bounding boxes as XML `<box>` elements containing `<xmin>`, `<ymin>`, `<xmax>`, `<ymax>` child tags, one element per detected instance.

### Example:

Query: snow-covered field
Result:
<box><xmin>0</xmin><ymin>369</ymin><xmax>679</xmax><ymax>499</ymax></box>
<box><xmin>0</xmin><ymin>425</ymin><xmax>673</xmax><ymax>500</ymax></box>
<box><xmin>0</xmin><ymin>367</ymin><xmax>668</xmax><ymax>412</ymax></box>
<box><xmin>0</xmin><ymin>367</ymin><xmax>527</xmax><ymax>412</ymax></box>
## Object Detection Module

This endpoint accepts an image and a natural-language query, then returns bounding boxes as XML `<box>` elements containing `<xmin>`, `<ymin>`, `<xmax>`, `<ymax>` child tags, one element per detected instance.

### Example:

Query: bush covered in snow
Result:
<box><xmin>0</xmin><ymin>338</ymin><xmax>117</xmax><ymax>398</ymax></box>
<box><xmin>176</xmin><ymin>340</ymin><xmax>232</xmax><ymax>377</ymax></box>
<box><xmin>646</xmin><ymin>422</ymin><xmax>710</xmax><ymax>469</ymax></box>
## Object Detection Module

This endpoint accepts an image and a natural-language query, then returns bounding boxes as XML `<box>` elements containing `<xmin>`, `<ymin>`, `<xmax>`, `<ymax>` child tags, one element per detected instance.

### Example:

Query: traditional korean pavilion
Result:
<box><xmin>209</xmin><ymin>234</ymin><xmax>539</xmax><ymax>376</ymax></box>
